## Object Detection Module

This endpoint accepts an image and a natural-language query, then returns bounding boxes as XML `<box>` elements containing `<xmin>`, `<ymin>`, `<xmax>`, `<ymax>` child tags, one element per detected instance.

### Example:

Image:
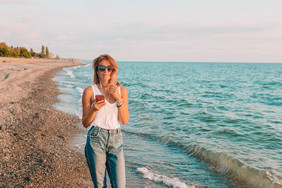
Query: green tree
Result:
<box><xmin>10</xmin><ymin>47</ymin><xmax>17</xmax><ymax>57</ymax></box>
<box><xmin>30</xmin><ymin>48</ymin><xmax>34</xmax><ymax>57</ymax></box>
<box><xmin>41</xmin><ymin>45</ymin><xmax>45</xmax><ymax>58</ymax></box>
<box><xmin>0</xmin><ymin>42</ymin><xmax>8</xmax><ymax>48</ymax></box>
<box><xmin>13</xmin><ymin>47</ymin><xmax>20</xmax><ymax>57</ymax></box>
<box><xmin>0</xmin><ymin>42</ymin><xmax>59</xmax><ymax>59</ymax></box>
<box><xmin>0</xmin><ymin>47</ymin><xmax>10</xmax><ymax>57</ymax></box>
<box><xmin>0</xmin><ymin>42</ymin><xmax>11</xmax><ymax>57</ymax></box>
<box><xmin>46</xmin><ymin>46</ymin><xmax>49</xmax><ymax>59</ymax></box>
<box><xmin>20</xmin><ymin>47</ymin><xmax>31</xmax><ymax>58</ymax></box>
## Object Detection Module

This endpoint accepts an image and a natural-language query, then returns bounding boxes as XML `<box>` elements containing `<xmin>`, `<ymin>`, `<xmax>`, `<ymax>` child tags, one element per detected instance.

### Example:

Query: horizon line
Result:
<box><xmin>78</xmin><ymin>59</ymin><xmax>282</xmax><ymax>64</ymax></box>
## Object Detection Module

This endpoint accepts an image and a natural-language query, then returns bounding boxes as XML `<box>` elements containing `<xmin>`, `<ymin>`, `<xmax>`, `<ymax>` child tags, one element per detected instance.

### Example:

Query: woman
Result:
<box><xmin>82</xmin><ymin>54</ymin><xmax>129</xmax><ymax>188</ymax></box>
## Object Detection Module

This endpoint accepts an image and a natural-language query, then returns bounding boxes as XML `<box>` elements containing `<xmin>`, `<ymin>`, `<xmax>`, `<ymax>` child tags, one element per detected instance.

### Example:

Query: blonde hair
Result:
<box><xmin>92</xmin><ymin>54</ymin><xmax>119</xmax><ymax>85</ymax></box>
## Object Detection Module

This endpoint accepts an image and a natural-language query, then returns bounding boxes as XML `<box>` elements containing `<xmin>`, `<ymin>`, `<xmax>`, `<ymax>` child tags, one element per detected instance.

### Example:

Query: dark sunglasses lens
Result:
<box><xmin>107</xmin><ymin>66</ymin><xmax>114</xmax><ymax>71</ymax></box>
<box><xmin>98</xmin><ymin>65</ymin><xmax>106</xmax><ymax>71</ymax></box>
<box><xmin>98</xmin><ymin>65</ymin><xmax>114</xmax><ymax>72</ymax></box>
<box><xmin>98</xmin><ymin>67</ymin><xmax>106</xmax><ymax>71</ymax></box>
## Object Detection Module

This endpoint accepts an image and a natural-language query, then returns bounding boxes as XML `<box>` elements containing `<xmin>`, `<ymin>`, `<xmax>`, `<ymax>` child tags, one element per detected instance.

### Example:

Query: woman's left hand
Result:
<box><xmin>109</xmin><ymin>84</ymin><xmax>121</xmax><ymax>100</ymax></box>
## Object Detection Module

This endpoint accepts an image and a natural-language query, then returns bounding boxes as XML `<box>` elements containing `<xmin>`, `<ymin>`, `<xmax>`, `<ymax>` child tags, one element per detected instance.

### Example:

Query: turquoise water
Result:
<box><xmin>53</xmin><ymin>61</ymin><xmax>282</xmax><ymax>188</ymax></box>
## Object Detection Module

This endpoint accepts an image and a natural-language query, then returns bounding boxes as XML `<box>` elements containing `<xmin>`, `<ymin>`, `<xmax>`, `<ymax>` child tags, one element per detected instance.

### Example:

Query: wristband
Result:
<box><xmin>117</xmin><ymin>99</ymin><xmax>124</xmax><ymax>107</ymax></box>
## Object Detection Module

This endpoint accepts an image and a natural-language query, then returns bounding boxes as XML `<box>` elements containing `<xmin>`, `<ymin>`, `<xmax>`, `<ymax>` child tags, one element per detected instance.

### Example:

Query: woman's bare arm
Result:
<box><xmin>117</xmin><ymin>86</ymin><xmax>129</xmax><ymax>125</ymax></box>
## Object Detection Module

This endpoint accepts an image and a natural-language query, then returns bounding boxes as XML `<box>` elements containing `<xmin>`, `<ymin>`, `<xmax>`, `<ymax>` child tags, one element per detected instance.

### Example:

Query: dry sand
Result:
<box><xmin>0</xmin><ymin>57</ymin><xmax>93</xmax><ymax>187</ymax></box>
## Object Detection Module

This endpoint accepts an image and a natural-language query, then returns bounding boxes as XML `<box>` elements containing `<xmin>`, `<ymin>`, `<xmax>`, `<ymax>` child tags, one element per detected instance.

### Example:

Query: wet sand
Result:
<box><xmin>0</xmin><ymin>57</ymin><xmax>93</xmax><ymax>187</ymax></box>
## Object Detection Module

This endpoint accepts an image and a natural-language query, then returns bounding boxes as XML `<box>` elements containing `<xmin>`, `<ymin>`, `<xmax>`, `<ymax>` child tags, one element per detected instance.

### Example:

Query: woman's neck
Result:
<box><xmin>99</xmin><ymin>81</ymin><xmax>110</xmax><ymax>91</ymax></box>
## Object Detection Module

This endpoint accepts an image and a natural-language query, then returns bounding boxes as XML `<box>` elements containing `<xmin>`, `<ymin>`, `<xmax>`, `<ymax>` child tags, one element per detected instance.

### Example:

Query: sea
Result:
<box><xmin>53</xmin><ymin>61</ymin><xmax>282</xmax><ymax>188</ymax></box>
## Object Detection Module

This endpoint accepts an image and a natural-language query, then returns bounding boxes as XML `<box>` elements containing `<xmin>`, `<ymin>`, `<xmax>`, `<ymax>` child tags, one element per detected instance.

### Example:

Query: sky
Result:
<box><xmin>1</xmin><ymin>0</ymin><xmax>282</xmax><ymax>62</ymax></box>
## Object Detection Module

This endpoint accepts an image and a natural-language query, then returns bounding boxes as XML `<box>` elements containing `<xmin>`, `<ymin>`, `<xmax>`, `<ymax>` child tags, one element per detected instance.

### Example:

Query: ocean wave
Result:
<box><xmin>76</xmin><ymin>87</ymin><xmax>83</xmax><ymax>119</ymax></box>
<box><xmin>214</xmin><ymin>129</ymin><xmax>242</xmax><ymax>137</ymax></box>
<box><xmin>178</xmin><ymin>143</ymin><xmax>282</xmax><ymax>188</ymax></box>
<box><xmin>65</xmin><ymin>84</ymin><xmax>74</xmax><ymax>88</ymax></box>
<box><xmin>122</xmin><ymin>130</ymin><xmax>152</xmax><ymax>138</ymax></box>
<box><xmin>261</xmin><ymin>81</ymin><xmax>282</xmax><ymax>87</ymax></box>
<box><xmin>66</xmin><ymin>70</ymin><xmax>76</xmax><ymax>78</ymax></box>
<box><xmin>137</xmin><ymin>167</ymin><xmax>199</xmax><ymax>188</ymax></box>
<box><xmin>76</xmin><ymin>87</ymin><xmax>84</xmax><ymax>95</ymax></box>
<box><xmin>127</xmin><ymin>130</ymin><xmax>282</xmax><ymax>188</ymax></box>
<box><xmin>73</xmin><ymin>64</ymin><xmax>89</xmax><ymax>69</ymax></box>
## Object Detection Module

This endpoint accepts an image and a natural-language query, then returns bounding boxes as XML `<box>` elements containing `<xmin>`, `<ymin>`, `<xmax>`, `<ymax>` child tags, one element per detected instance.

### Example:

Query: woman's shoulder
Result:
<box><xmin>119</xmin><ymin>85</ymin><xmax>128</xmax><ymax>94</ymax></box>
<box><xmin>85</xmin><ymin>84</ymin><xmax>98</xmax><ymax>90</ymax></box>
<box><xmin>119</xmin><ymin>84</ymin><xmax>126</xmax><ymax>89</ymax></box>
<box><xmin>84</xmin><ymin>85</ymin><xmax>93</xmax><ymax>91</ymax></box>
<box><xmin>83</xmin><ymin>85</ymin><xmax>94</xmax><ymax>96</ymax></box>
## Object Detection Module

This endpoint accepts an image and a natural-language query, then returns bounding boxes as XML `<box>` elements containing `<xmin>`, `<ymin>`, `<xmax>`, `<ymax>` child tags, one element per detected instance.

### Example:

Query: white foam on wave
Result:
<box><xmin>73</xmin><ymin>66</ymin><xmax>81</xmax><ymax>69</ymax></box>
<box><xmin>66</xmin><ymin>70</ymin><xmax>76</xmax><ymax>78</ymax></box>
<box><xmin>137</xmin><ymin>167</ymin><xmax>197</xmax><ymax>188</ymax></box>
<box><xmin>76</xmin><ymin>87</ymin><xmax>84</xmax><ymax>95</ymax></box>
<box><xmin>76</xmin><ymin>87</ymin><xmax>84</xmax><ymax>119</ymax></box>
<box><xmin>266</xmin><ymin>171</ymin><xmax>282</xmax><ymax>186</ymax></box>
<box><xmin>77</xmin><ymin>109</ymin><xmax>82</xmax><ymax>119</ymax></box>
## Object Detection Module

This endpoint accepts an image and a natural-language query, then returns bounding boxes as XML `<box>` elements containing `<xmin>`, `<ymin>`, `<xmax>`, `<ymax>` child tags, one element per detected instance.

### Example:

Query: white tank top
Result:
<box><xmin>88</xmin><ymin>85</ymin><xmax>121</xmax><ymax>130</ymax></box>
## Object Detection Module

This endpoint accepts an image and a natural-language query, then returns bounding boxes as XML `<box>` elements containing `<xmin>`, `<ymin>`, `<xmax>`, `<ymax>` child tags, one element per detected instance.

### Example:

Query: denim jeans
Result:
<box><xmin>85</xmin><ymin>126</ymin><xmax>125</xmax><ymax>188</ymax></box>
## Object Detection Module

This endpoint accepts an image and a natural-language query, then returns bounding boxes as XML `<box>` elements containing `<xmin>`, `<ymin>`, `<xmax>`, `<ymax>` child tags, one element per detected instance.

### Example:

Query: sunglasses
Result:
<box><xmin>97</xmin><ymin>65</ymin><xmax>115</xmax><ymax>72</ymax></box>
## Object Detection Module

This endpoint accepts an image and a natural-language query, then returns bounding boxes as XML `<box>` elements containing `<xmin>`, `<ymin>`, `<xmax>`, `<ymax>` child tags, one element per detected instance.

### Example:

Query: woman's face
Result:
<box><xmin>97</xmin><ymin>60</ymin><xmax>113</xmax><ymax>83</ymax></box>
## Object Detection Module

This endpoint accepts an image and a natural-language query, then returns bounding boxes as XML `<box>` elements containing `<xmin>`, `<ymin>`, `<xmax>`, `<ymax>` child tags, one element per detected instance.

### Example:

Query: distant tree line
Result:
<box><xmin>0</xmin><ymin>42</ymin><xmax>60</xmax><ymax>59</ymax></box>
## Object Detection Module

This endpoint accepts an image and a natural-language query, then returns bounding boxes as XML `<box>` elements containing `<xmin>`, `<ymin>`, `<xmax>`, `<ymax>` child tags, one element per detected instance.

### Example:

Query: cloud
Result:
<box><xmin>1</xmin><ymin>1</ymin><xmax>282</xmax><ymax>62</ymax></box>
<box><xmin>0</xmin><ymin>19</ymin><xmax>28</xmax><ymax>40</ymax></box>
<box><xmin>35</xmin><ymin>18</ymin><xmax>281</xmax><ymax>61</ymax></box>
<box><xmin>21</xmin><ymin>14</ymin><xmax>39</xmax><ymax>21</ymax></box>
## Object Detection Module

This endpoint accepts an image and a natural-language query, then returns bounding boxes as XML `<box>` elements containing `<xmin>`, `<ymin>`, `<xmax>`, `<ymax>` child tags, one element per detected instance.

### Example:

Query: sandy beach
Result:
<box><xmin>0</xmin><ymin>57</ymin><xmax>93</xmax><ymax>187</ymax></box>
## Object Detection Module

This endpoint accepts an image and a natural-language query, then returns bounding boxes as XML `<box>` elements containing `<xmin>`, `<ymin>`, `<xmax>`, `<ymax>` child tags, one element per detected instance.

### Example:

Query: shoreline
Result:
<box><xmin>0</xmin><ymin>57</ymin><xmax>78</xmax><ymax>63</ymax></box>
<box><xmin>0</xmin><ymin>58</ymin><xmax>93</xmax><ymax>187</ymax></box>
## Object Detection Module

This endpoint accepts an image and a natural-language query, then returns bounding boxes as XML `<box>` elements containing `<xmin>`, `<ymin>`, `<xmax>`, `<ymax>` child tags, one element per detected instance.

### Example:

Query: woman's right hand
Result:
<box><xmin>91</xmin><ymin>100</ymin><xmax>106</xmax><ymax>111</ymax></box>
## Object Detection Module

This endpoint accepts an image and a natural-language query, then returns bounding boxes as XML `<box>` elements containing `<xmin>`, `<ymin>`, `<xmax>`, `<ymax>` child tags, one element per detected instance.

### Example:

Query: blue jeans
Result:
<box><xmin>85</xmin><ymin>126</ymin><xmax>125</xmax><ymax>188</ymax></box>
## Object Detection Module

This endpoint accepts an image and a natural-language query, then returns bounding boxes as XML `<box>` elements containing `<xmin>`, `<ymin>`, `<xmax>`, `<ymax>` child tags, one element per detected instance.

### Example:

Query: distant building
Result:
<box><xmin>49</xmin><ymin>53</ymin><xmax>54</xmax><ymax>59</ymax></box>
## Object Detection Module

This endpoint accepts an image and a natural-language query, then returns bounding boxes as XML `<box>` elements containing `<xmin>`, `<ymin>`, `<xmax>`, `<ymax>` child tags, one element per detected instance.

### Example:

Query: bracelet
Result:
<box><xmin>117</xmin><ymin>99</ymin><xmax>124</xmax><ymax>107</ymax></box>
